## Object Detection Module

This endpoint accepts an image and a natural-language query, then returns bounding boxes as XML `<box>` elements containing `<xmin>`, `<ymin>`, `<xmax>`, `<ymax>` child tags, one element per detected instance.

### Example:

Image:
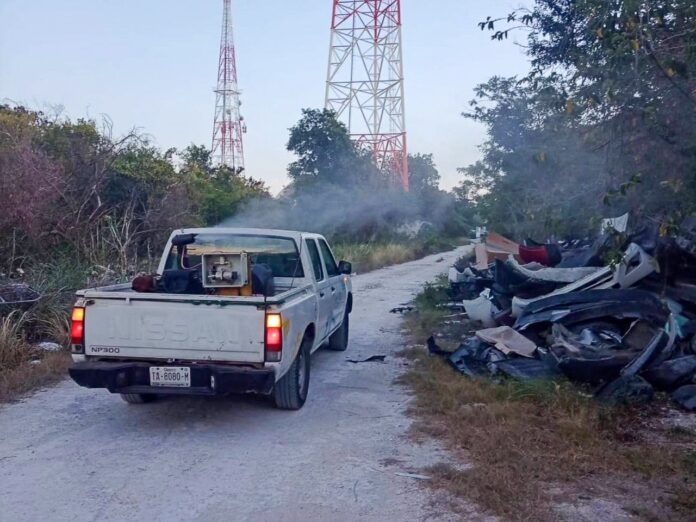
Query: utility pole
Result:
<box><xmin>325</xmin><ymin>0</ymin><xmax>408</xmax><ymax>190</ymax></box>
<box><xmin>212</xmin><ymin>0</ymin><xmax>245</xmax><ymax>173</ymax></box>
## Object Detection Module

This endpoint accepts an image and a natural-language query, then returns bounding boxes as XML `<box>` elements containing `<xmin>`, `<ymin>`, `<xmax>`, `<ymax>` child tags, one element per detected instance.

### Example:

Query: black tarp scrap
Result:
<box><xmin>672</xmin><ymin>385</ymin><xmax>696</xmax><ymax>411</ymax></box>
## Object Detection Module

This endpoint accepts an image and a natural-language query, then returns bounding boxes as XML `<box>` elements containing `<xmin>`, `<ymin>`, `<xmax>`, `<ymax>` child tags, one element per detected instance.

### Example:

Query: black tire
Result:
<box><xmin>327</xmin><ymin>313</ymin><xmax>349</xmax><ymax>352</ymax></box>
<box><xmin>120</xmin><ymin>393</ymin><xmax>157</xmax><ymax>404</ymax></box>
<box><xmin>274</xmin><ymin>337</ymin><xmax>311</xmax><ymax>410</ymax></box>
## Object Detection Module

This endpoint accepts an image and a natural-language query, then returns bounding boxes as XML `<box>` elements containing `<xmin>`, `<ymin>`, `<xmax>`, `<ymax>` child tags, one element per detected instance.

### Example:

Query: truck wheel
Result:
<box><xmin>327</xmin><ymin>313</ymin><xmax>349</xmax><ymax>352</ymax></box>
<box><xmin>120</xmin><ymin>393</ymin><xmax>157</xmax><ymax>404</ymax></box>
<box><xmin>274</xmin><ymin>338</ymin><xmax>311</xmax><ymax>410</ymax></box>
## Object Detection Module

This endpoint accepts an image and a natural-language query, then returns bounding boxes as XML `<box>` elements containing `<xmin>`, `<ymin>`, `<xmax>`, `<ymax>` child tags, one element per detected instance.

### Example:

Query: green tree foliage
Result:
<box><xmin>0</xmin><ymin>105</ymin><xmax>268</xmax><ymax>272</ymax></box>
<box><xmin>408</xmin><ymin>153</ymin><xmax>441</xmax><ymax>197</ymax></box>
<box><xmin>286</xmin><ymin>109</ymin><xmax>384</xmax><ymax>188</ymax></box>
<box><xmin>462</xmin><ymin>0</ymin><xmax>696</xmax><ymax>238</ymax></box>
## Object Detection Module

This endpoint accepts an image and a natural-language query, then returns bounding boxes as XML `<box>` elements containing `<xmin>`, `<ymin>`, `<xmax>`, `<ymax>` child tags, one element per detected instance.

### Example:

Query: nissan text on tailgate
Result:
<box><xmin>68</xmin><ymin>228</ymin><xmax>353</xmax><ymax>410</ymax></box>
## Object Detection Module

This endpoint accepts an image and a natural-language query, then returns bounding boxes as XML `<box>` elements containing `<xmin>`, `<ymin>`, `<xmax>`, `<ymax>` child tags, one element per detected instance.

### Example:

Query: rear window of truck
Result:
<box><xmin>164</xmin><ymin>234</ymin><xmax>304</xmax><ymax>278</ymax></box>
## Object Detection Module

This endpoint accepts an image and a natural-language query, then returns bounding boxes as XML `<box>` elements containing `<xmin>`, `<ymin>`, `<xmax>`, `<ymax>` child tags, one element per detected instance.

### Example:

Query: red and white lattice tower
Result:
<box><xmin>212</xmin><ymin>0</ymin><xmax>245</xmax><ymax>173</ymax></box>
<box><xmin>325</xmin><ymin>0</ymin><xmax>408</xmax><ymax>190</ymax></box>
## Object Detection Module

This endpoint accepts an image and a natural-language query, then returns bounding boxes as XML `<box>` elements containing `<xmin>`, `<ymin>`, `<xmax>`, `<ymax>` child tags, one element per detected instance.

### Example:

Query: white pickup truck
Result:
<box><xmin>68</xmin><ymin>228</ymin><xmax>353</xmax><ymax>410</ymax></box>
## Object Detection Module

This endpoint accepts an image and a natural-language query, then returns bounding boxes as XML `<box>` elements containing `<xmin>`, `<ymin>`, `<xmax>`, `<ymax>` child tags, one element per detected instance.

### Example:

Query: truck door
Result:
<box><xmin>317</xmin><ymin>238</ymin><xmax>347</xmax><ymax>334</ymax></box>
<box><xmin>306</xmin><ymin>238</ymin><xmax>332</xmax><ymax>342</ymax></box>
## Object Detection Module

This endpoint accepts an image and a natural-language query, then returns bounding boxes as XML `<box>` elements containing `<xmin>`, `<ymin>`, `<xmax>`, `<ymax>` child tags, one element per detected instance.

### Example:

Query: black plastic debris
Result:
<box><xmin>643</xmin><ymin>356</ymin><xmax>696</xmax><ymax>390</ymax></box>
<box><xmin>493</xmin><ymin>358</ymin><xmax>562</xmax><ymax>381</ymax></box>
<box><xmin>390</xmin><ymin>306</ymin><xmax>415</xmax><ymax>314</ymax></box>
<box><xmin>447</xmin><ymin>338</ymin><xmax>506</xmax><ymax>378</ymax></box>
<box><xmin>347</xmin><ymin>355</ymin><xmax>387</xmax><ymax>363</ymax></box>
<box><xmin>596</xmin><ymin>375</ymin><xmax>655</xmax><ymax>406</ymax></box>
<box><xmin>426</xmin><ymin>336</ymin><xmax>450</xmax><ymax>357</ymax></box>
<box><xmin>515</xmin><ymin>290</ymin><xmax>670</xmax><ymax>332</ymax></box>
<box><xmin>671</xmin><ymin>385</ymin><xmax>696</xmax><ymax>411</ymax></box>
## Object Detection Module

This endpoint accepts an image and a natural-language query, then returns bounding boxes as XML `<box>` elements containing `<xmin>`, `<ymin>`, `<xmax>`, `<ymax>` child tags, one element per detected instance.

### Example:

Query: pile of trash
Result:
<box><xmin>435</xmin><ymin>214</ymin><xmax>696</xmax><ymax>410</ymax></box>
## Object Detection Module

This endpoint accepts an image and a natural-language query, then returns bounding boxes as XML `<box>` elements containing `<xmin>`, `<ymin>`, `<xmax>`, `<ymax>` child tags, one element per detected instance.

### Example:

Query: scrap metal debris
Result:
<box><xmin>433</xmin><ymin>215</ymin><xmax>696</xmax><ymax>411</ymax></box>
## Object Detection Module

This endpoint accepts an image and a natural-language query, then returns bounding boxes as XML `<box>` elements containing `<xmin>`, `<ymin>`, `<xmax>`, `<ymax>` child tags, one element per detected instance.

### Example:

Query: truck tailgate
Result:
<box><xmin>84</xmin><ymin>299</ymin><xmax>265</xmax><ymax>363</ymax></box>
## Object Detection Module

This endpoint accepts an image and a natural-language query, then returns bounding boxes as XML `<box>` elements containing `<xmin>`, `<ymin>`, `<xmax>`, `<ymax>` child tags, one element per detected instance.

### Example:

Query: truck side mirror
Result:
<box><xmin>338</xmin><ymin>261</ymin><xmax>352</xmax><ymax>275</ymax></box>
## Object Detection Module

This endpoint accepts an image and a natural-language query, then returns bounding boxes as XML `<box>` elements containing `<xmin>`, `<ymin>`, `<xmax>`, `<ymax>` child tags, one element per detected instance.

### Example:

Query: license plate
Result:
<box><xmin>149</xmin><ymin>366</ymin><xmax>191</xmax><ymax>387</ymax></box>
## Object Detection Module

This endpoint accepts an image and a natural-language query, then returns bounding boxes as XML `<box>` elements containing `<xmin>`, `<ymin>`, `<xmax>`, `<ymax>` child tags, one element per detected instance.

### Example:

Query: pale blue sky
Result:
<box><xmin>0</xmin><ymin>1</ymin><xmax>529</xmax><ymax>193</ymax></box>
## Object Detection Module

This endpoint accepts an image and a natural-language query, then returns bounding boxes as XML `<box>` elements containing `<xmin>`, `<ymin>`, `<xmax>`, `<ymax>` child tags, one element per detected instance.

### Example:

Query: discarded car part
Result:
<box><xmin>447</xmin><ymin>338</ymin><xmax>505</xmax><ymax>378</ymax></box>
<box><xmin>493</xmin><ymin>358</ymin><xmax>563</xmax><ymax>381</ymax></box>
<box><xmin>518</xmin><ymin>243</ymin><xmax>562</xmax><ymax>267</ymax></box>
<box><xmin>475</xmin><ymin>326</ymin><xmax>537</xmax><ymax>358</ymax></box>
<box><xmin>493</xmin><ymin>259</ymin><xmax>561</xmax><ymax>298</ymax></box>
<box><xmin>463</xmin><ymin>291</ymin><xmax>496</xmax><ymax>328</ymax></box>
<box><xmin>0</xmin><ymin>283</ymin><xmax>41</xmax><ymax>314</ymax></box>
<box><xmin>515</xmin><ymin>291</ymin><xmax>670</xmax><ymax>332</ymax></box>
<box><xmin>347</xmin><ymin>355</ymin><xmax>386</xmax><ymax>363</ymax></box>
<box><xmin>512</xmin><ymin>244</ymin><xmax>658</xmax><ymax>317</ymax></box>
<box><xmin>519</xmin><ymin>289</ymin><xmax>666</xmax><ymax>318</ymax></box>
<box><xmin>642</xmin><ymin>356</ymin><xmax>696</xmax><ymax>390</ymax></box>
<box><xmin>549</xmin><ymin>325</ymin><xmax>636</xmax><ymax>384</ymax></box>
<box><xmin>620</xmin><ymin>329</ymin><xmax>670</xmax><ymax>377</ymax></box>
<box><xmin>506</xmin><ymin>257</ymin><xmax>600</xmax><ymax>284</ymax></box>
<box><xmin>671</xmin><ymin>385</ymin><xmax>696</xmax><ymax>411</ymax></box>
<box><xmin>596</xmin><ymin>375</ymin><xmax>654</xmax><ymax>406</ymax></box>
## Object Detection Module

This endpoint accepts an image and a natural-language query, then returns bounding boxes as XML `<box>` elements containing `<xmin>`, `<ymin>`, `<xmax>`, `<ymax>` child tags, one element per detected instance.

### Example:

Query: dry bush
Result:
<box><xmin>0</xmin><ymin>312</ymin><xmax>34</xmax><ymax>371</ymax></box>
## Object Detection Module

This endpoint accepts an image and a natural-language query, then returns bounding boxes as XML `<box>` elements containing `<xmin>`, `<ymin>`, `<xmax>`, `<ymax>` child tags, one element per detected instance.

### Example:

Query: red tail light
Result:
<box><xmin>71</xmin><ymin>307</ymin><xmax>85</xmax><ymax>347</ymax></box>
<box><xmin>265</xmin><ymin>313</ymin><xmax>282</xmax><ymax>362</ymax></box>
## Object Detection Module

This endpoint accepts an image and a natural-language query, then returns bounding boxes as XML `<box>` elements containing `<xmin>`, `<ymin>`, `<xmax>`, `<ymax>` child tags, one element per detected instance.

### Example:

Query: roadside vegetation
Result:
<box><xmin>399</xmin><ymin>277</ymin><xmax>696</xmax><ymax>521</ymax></box>
<box><xmin>0</xmin><ymin>105</ymin><xmax>470</xmax><ymax>401</ymax></box>
<box><xmin>457</xmin><ymin>1</ymin><xmax>696</xmax><ymax>238</ymax></box>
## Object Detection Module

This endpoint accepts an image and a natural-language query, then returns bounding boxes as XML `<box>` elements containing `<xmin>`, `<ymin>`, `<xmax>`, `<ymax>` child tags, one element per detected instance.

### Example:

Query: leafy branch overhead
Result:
<box><xmin>460</xmin><ymin>0</ymin><xmax>696</xmax><ymax>239</ymax></box>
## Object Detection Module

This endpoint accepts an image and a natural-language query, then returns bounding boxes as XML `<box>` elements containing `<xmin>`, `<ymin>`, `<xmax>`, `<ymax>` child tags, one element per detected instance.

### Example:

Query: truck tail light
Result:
<box><xmin>265</xmin><ymin>313</ymin><xmax>282</xmax><ymax>362</ymax></box>
<box><xmin>71</xmin><ymin>307</ymin><xmax>85</xmax><ymax>352</ymax></box>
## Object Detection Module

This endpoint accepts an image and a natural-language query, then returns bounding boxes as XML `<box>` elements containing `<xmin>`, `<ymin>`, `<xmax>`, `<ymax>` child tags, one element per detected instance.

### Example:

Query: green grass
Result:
<box><xmin>333</xmin><ymin>237</ymin><xmax>462</xmax><ymax>273</ymax></box>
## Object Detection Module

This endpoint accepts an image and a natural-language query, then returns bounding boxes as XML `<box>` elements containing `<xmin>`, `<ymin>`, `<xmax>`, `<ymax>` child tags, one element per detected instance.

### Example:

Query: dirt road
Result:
<box><xmin>0</xmin><ymin>247</ymin><xmax>471</xmax><ymax>522</ymax></box>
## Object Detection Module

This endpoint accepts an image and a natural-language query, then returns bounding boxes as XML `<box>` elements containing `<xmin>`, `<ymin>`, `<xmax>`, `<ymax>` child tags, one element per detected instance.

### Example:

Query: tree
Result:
<box><xmin>461</xmin><ymin>0</ymin><xmax>696</xmax><ymax>238</ymax></box>
<box><xmin>408</xmin><ymin>153</ymin><xmax>441</xmax><ymax>197</ymax></box>
<box><xmin>286</xmin><ymin>109</ymin><xmax>382</xmax><ymax>188</ymax></box>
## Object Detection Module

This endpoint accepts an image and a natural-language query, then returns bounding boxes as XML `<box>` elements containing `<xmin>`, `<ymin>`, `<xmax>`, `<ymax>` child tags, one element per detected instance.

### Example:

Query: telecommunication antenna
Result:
<box><xmin>212</xmin><ymin>0</ymin><xmax>246</xmax><ymax>173</ymax></box>
<box><xmin>325</xmin><ymin>0</ymin><xmax>408</xmax><ymax>190</ymax></box>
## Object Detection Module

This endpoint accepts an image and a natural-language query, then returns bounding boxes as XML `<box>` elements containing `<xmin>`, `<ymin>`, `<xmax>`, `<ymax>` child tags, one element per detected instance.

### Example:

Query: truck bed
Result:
<box><xmin>78</xmin><ymin>283</ymin><xmax>313</xmax><ymax>364</ymax></box>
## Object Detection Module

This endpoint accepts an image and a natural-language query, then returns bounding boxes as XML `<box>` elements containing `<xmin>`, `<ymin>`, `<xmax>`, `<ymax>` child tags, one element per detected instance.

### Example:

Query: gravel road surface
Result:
<box><xmin>0</xmin><ymin>247</ymin><xmax>471</xmax><ymax>522</ymax></box>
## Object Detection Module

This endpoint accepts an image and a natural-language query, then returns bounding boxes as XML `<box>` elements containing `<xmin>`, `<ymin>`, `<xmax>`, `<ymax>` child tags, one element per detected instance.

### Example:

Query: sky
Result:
<box><xmin>0</xmin><ymin>0</ymin><xmax>530</xmax><ymax>194</ymax></box>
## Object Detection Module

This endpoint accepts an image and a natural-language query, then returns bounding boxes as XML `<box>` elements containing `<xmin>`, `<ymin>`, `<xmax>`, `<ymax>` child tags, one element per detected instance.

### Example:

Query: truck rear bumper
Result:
<box><xmin>69</xmin><ymin>361</ymin><xmax>275</xmax><ymax>396</ymax></box>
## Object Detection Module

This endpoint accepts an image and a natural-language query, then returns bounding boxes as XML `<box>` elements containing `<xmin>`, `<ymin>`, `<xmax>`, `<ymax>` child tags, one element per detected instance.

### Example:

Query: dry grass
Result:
<box><xmin>333</xmin><ymin>238</ymin><xmax>461</xmax><ymax>273</ymax></box>
<box><xmin>398</xmin><ymin>280</ymin><xmax>696</xmax><ymax>521</ymax></box>
<box><xmin>0</xmin><ymin>351</ymin><xmax>71</xmax><ymax>403</ymax></box>
<box><xmin>0</xmin><ymin>311</ymin><xmax>34</xmax><ymax>371</ymax></box>
<box><xmin>333</xmin><ymin>242</ymin><xmax>418</xmax><ymax>273</ymax></box>
<box><xmin>0</xmin><ymin>309</ymin><xmax>71</xmax><ymax>403</ymax></box>
<box><xmin>399</xmin><ymin>349</ymin><xmax>696</xmax><ymax>521</ymax></box>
